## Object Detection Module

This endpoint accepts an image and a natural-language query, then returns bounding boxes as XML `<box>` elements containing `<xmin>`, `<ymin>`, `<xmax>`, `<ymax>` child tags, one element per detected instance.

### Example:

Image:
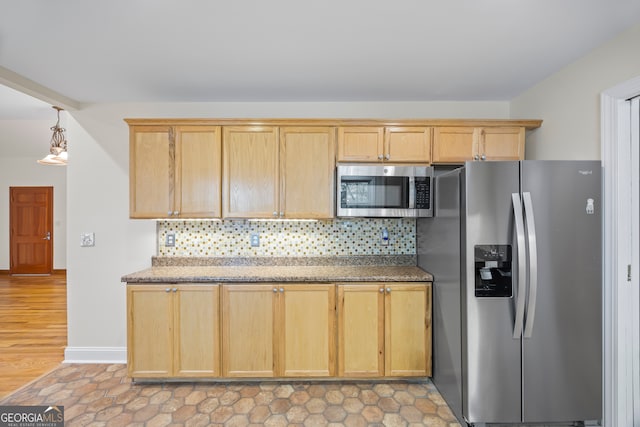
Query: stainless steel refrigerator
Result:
<box><xmin>417</xmin><ymin>160</ymin><xmax>602</xmax><ymax>426</ymax></box>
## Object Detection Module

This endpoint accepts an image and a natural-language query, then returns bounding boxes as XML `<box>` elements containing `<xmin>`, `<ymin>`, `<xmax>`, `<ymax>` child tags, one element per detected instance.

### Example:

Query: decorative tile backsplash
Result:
<box><xmin>157</xmin><ymin>218</ymin><xmax>416</xmax><ymax>257</ymax></box>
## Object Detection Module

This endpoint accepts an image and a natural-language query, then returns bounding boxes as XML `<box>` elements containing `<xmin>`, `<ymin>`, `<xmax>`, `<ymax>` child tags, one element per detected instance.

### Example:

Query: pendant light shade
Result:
<box><xmin>38</xmin><ymin>106</ymin><xmax>68</xmax><ymax>166</ymax></box>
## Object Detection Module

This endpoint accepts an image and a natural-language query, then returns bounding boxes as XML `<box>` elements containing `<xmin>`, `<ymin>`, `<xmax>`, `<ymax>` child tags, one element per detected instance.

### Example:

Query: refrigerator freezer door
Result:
<box><xmin>520</xmin><ymin>161</ymin><xmax>602</xmax><ymax>423</ymax></box>
<box><xmin>462</xmin><ymin>162</ymin><xmax>522</xmax><ymax>424</ymax></box>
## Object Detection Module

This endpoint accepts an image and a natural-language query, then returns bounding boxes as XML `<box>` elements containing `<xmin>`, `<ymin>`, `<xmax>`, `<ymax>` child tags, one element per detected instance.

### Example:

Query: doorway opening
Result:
<box><xmin>9</xmin><ymin>186</ymin><xmax>54</xmax><ymax>275</ymax></box>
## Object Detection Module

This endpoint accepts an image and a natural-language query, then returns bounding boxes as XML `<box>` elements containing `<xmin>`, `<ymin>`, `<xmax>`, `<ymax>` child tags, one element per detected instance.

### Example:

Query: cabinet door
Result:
<box><xmin>222</xmin><ymin>126</ymin><xmax>279</xmax><ymax>218</ymax></box>
<box><xmin>129</xmin><ymin>126</ymin><xmax>172</xmax><ymax>218</ymax></box>
<box><xmin>432</xmin><ymin>127</ymin><xmax>479</xmax><ymax>164</ymax></box>
<box><xmin>175</xmin><ymin>126</ymin><xmax>222</xmax><ymax>218</ymax></box>
<box><xmin>337</xmin><ymin>127</ymin><xmax>384</xmax><ymax>162</ymax></box>
<box><xmin>127</xmin><ymin>285</ymin><xmax>174</xmax><ymax>378</ymax></box>
<box><xmin>385</xmin><ymin>283</ymin><xmax>432</xmax><ymax>377</ymax></box>
<box><xmin>280</xmin><ymin>284</ymin><xmax>336</xmax><ymax>377</ymax></box>
<box><xmin>385</xmin><ymin>127</ymin><xmax>432</xmax><ymax>163</ymax></box>
<box><xmin>221</xmin><ymin>285</ymin><xmax>276</xmax><ymax>377</ymax></box>
<box><xmin>337</xmin><ymin>284</ymin><xmax>385</xmax><ymax>377</ymax></box>
<box><xmin>480</xmin><ymin>127</ymin><xmax>525</xmax><ymax>161</ymax></box>
<box><xmin>280</xmin><ymin>127</ymin><xmax>335</xmax><ymax>219</ymax></box>
<box><xmin>174</xmin><ymin>285</ymin><xmax>220</xmax><ymax>377</ymax></box>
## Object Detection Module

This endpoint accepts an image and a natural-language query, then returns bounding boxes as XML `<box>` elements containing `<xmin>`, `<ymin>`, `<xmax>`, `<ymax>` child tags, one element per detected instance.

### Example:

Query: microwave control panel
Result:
<box><xmin>415</xmin><ymin>177</ymin><xmax>431</xmax><ymax>209</ymax></box>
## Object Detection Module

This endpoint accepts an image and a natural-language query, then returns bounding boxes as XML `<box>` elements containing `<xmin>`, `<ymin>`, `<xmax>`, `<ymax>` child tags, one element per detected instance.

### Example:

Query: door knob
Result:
<box><xmin>43</xmin><ymin>231</ymin><xmax>51</xmax><ymax>240</ymax></box>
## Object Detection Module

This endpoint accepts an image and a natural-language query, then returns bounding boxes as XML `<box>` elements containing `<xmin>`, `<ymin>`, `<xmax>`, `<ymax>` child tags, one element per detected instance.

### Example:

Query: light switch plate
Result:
<box><xmin>165</xmin><ymin>232</ymin><xmax>176</xmax><ymax>247</ymax></box>
<box><xmin>81</xmin><ymin>232</ymin><xmax>95</xmax><ymax>247</ymax></box>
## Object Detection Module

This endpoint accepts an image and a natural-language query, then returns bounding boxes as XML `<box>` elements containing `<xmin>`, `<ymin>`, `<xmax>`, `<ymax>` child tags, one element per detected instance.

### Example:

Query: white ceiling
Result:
<box><xmin>1</xmin><ymin>0</ymin><xmax>640</xmax><ymax>118</ymax></box>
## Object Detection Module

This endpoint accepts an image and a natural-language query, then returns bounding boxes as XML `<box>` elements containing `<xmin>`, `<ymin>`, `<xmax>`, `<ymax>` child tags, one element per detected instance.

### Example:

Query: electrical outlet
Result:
<box><xmin>250</xmin><ymin>233</ymin><xmax>260</xmax><ymax>247</ymax></box>
<box><xmin>165</xmin><ymin>232</ymin><xmax>176</xmax><ymax>247</ymax></box>
<box><xmin>80</xmin><ymin>232</ymin><xmax>95</xmax><ymax>247</ymax></box>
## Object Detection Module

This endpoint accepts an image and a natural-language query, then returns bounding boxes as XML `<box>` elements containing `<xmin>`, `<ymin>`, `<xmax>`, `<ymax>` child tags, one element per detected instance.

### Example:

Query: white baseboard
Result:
<box><xmin>64</xmin><ymin>346</ymin><xmax>127</xmax><ymax>364</ymax></box>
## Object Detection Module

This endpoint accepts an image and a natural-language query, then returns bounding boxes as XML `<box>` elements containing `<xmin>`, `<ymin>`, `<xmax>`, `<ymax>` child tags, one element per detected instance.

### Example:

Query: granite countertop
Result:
<box><xmin>121</xmin><ymin>256</ymin><xmax>432</xmax><ymax>284</ymax></box>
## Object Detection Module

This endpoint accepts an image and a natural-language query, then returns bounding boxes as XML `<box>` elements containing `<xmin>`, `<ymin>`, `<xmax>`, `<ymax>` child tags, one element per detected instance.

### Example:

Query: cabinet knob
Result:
<box><xmin>379</xmin><ymin>288</ymin><xmax>385</xmax><ymax>293</ymax></box>
<box><xmin>172</xmin><ymin>288</ymin><xmax>177</xmax><ymax>292</ymax></box>
<box><xmin>386</xmin><ymin>287</ymin><xmax>392</xmax><ymax>293</ymax></box>
<box><xmin>279</xmin><ymin>288</ymin><xmax>284</xmax><ymax>293</ymax></box>
<box><xmin>481</xmin><ymin>154</ymin><xmax>487</xmax><ymax>161</ymax></box>
<box><xmin>273</xmin><ymin>288</ymin><xmax>278</xmax><ymax>293</ymax></box>
<box><xmin>165</xmin><ymin>288</ymin><xmax>171</xmax><ymax>292</ymax></box>
<box><xmin>273</xmin><ymin>211</ymin><xmax>278</xmax><ymax>217</ymax></box>
<box><xmin>279</xmin><ymin>212</ymin><xmax>284</xmax><ymax>217</ymax></box>
<box><xmin>378</xmin><ymin>155</ymin><xmax>383</xmax><ymax>160</ymax></box>
<box><xmin>385</xmin><ymin>154</ymin><xmax>390</xmax><ymax>160</ymax></box>
<box><xmin>167</xmin><ymin>211</ymin><xmax>173</xmax><ymax>216</ymax></box>
<box><xmin>474</xmin><ymin>155</ymin><xmax>480</xmax><ymax>161</ymax></box>
<box><xmin>173</xmin><ymin>211</ymin><xmax>180</xmax><ymax>216</ymax></box>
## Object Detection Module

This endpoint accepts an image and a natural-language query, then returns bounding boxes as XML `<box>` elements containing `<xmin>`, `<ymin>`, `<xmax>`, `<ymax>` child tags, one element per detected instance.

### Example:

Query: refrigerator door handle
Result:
<box><xmin>512</xmin><ymin>193</ymin><xmax>527</xmax><ymax>339</ymax></box>
<box><xmin>522</xmin><ymin>192</ymin><xmax>538</xmax><ymax>338</ymax></box>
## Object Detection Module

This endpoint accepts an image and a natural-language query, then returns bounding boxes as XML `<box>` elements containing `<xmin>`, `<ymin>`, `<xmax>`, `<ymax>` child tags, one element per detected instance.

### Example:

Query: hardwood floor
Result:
<box><xmin>0</xmin><ymin>271</ymin><xmax>67</xmax><ymax>399</ymax></box>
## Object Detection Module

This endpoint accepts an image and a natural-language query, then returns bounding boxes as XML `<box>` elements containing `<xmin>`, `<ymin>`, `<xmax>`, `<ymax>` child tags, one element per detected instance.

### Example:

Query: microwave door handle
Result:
<box><xmin>512</xmin><ymin>193</ymin><xmax>527</xmax><ymax>339</ymax></box>
<box><xmin>409</xmin><ymin>176</ymin><xmax>415</xmax><ymax>209</ymax></box>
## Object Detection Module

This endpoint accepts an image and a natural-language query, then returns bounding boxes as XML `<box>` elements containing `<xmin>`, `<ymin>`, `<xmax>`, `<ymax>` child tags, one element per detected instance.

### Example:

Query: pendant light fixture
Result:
<box><xmin>37</xmin><ymin>106</ymin><xmax>68</xmax><ymax>166</ymax></box>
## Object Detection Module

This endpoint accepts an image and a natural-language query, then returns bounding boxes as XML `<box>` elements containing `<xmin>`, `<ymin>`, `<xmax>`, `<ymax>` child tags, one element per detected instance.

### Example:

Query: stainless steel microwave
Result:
<box><xmin>336</xmin><ymin>164</ymin><xmax>433</xmax><ymax>217</ymax></box>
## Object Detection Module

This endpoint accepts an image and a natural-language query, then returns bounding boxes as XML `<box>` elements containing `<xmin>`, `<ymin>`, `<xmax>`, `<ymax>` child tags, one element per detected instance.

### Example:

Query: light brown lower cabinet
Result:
<box><xmin>221</xmin><ymin>283</ymin><xmax>336</xmax><ymax>378</ymax></box>
<box><xmin>337</xmin><ymin>283</ymin><xmax>432</xmax><ymax>377</ymax></box>
<box><xmin>127</xmin><ymin>281</ymin><xmax>431</xmax><ymax>379</ymax></box>
<box><xmin>127</xmin><ymin>284</ymin><xmax>220</xmax><ymax>378</ymax></box>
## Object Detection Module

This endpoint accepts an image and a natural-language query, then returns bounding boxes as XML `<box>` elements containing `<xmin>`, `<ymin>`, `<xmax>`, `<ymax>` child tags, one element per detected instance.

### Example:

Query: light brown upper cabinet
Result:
<box><xmin>223</xmin><ymin>126</ymin><xmax>335</xmax><ymax>219</ymax></box>
<box><xmin>432</xmin><ymin>126</ymin><xmax>525</xmax><ymax>164</ymax></box>
<box><xmin>280</xmin><ymin>127</ymin><xmax>335</xmax><ymax>218</ymax></box>
<box><xmin>129</xmin><ymin>125</ymin><xmax>222</xmax><ymax>218</ymax></box>
<box><xmin>338</xmin><ymin>126</ymin><xmax>431</xmax><ymax>164</ymax></box>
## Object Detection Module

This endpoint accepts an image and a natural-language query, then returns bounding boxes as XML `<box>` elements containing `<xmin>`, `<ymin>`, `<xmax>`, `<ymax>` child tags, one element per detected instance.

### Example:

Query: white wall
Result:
<box><xmin>0</xmin><ymin>119</ymin><xmax>67</xmax><ymax>270</ymax></box>
<box><xmin>511</xmin><ymin>22</ymin><xmax>640</xmax><ymax>160</ymax></box>
<box><xmin>64</xmin><ymin>100</ymin><xmax>510</xmax><ymax>361</ymax></box>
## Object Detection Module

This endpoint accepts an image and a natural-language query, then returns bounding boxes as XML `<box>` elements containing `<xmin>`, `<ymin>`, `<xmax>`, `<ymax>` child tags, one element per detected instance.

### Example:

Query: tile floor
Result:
<box><xmin>0</xmin><ymin>364</ymin><xmax>461</xmax><ymax>426</ymax></box>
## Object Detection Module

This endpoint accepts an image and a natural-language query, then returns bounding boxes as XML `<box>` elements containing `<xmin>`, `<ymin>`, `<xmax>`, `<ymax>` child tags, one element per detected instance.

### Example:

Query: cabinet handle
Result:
<box><xmin>379</xmin><ymin>288</ymin><xmax>384</xmax><ymax>293</ymax></box>
<box><xmin>165</xmin><ymin>288</ymin><xmax>171</xmax><ymax>292</ymax></box>
<box><xmin>481</xmin><ymin>154</ymin><xmax>487</xmax><ymax>161</ymax></box>
<box><xmin>273</xmin><ymin>288</ymin><xmax>278</xmax><ymax>293</ymax></box>
<box><xmin>386</xmin><ymin>287</ymin><xmax>392</xmax><ymax>293</ymax></box>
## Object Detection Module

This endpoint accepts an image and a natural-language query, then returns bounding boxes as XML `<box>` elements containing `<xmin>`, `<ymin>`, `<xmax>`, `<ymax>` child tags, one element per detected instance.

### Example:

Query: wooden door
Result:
<box><xmin>280</xmin><ymin>284</ymin><xmax>336</xmax><ymax>377</ymax></box>
<box><xmin>480</xmin><ymin>127</ymin><xmax>525</xmax><ymax>160</ymax></box>
<box><xmin>175</xmin><ymin>126</ymin><xmax>222</xmax><ymax>218</ymax></box>
<box><xmin>221</xmin><ymin>284</ymin><xmax>276</xmax><ymax>377</ymax></box>
<box><xmin>385</xmin><ymin>127</ymin><xmax>432</xmax><ymax>163</ymax></box>
<box><xmin>9</xmin><ymin>187</ymin><xmax>53</xmax><ymax>275</ymax></box>
<box><xmin>127</xmin><ymin>285</ymin><xmax>173</xmax><ymax>378</ymax></box>
<box><xmin>337</xmin><ymin>127</ymin><xmax>384</xmax><ymax>162</ymax></box>
<box><xmin>222</xmin><ymin>127</ymin><xmax>279</xmax><ymax>218</ymax></box>
<box><xmin>129</xmin><ymin>126</ymin><xmax>172</xmax><ymax>218</ymax></box>
<box><xmin>173</xmin><ymin>285</ymin><xmax>220</xmax><ymax>377</ymax></box>
<box><xmin>337</xmin><ymin>284</ymin><xmax>384</xmax><ymax>377</ymax></box>
<box><xmin>384</xmin><ymin>283</ymin><xmax>432</xmax><ymax>377</ymax></box>
<box><xmin>280</xmin><ymin>127</ymin><xmax>335</xmax><ymax>219</ymax></box>
<box><xmin>432</xmin><ymin>127</ymin><xmax>479</xmax><ymax>164</ymax></box>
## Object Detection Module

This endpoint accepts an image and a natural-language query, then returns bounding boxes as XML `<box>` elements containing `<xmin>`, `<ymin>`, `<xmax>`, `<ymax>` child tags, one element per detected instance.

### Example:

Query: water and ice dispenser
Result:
<box><xmin>474</xmin><ymin>244</ymin><xmax>513</xmax><ymax>297</ymax></box>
